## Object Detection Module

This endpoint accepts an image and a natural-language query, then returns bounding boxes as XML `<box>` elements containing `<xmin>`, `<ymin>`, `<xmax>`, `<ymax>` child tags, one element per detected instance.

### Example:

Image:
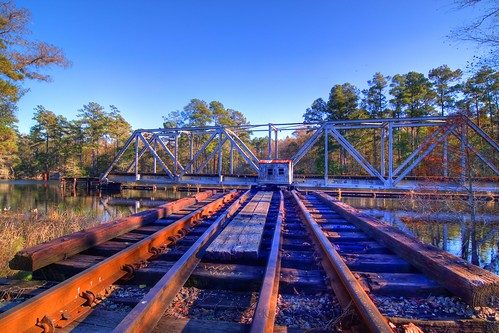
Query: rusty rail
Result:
<box><xmin>0</xmin><ymin>190</ymin><xmax>240</xmax><ymax>333</ymax></box>
<box><xmin>291</xmin><ymin>190</ymin><xmax>393</xmax><ymax>333</ymax></box>
<box><xmin>312</xmin><ymin>191</ymin><xmax>499</xmax><ymax>307</ymax></box>
<box><xmin>112</xmin><ymin>190</ymin><xmax>252</xmax><ymax>333</ymax></box>
<box><xmin>250</xmin><ymin>191</ymin><xmax>284</xmax><ymax>333</ymax></box>
<box><xmin>10</xmin><ymin>190</ymin><xmax>216</xmax><ymax>271</ymax></box>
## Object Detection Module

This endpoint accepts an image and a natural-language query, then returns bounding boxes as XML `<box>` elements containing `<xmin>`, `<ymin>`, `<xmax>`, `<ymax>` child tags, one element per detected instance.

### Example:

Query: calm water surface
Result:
<box><xmin>1</xmin><ymin>181</ymin><xmax>498</xmax><ymax>274</ymax></box>
<box><xmin>343</xmin><ymin>197</ymin><xmax>499</xmax><ymax>275</ymax></box>
<box><xmin>0</xmin><ymin>180</ymin><xmax>190</xmax><ymax>222</ymax></box>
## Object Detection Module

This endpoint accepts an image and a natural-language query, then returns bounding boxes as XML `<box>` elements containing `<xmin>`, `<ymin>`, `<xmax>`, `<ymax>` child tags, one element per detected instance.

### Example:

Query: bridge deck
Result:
<box><xmin>205</xmin><ymin>191</ymin><xmax>273</xmax><ymax>260</ymax></box>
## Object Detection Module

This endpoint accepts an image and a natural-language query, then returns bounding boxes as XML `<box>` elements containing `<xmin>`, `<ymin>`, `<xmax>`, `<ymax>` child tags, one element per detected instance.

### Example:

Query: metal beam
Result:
<box><xmin>328</xmin><ymin>127</ymin><xmax>385</xmax><ymax>182</ymax></box>
<box><xmin>101</xmin><ymin>115</ymin><xmax>498</xmax><ymax>191</ymax></box>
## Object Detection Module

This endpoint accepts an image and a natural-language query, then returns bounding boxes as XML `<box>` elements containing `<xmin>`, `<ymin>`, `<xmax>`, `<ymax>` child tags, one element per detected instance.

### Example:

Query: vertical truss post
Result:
<box><xmin>174</xmin><ymin>132</ymin><xmax>179</xmax><ymax>176</ymax></box>
<box><xmin>444</xmin><ymin>138</ymin><xmax>448</xmax><ymax>177</ymax></box>
<box><xmin>387</xmin><ymin>122</ymin><xmax>393</xmax><ymax>188</ymax></box>
<box><xmin>189</xmin><ymin>134</ymin><xmax>194</xmax><ymax>174</ymax></box>
<box><xmin>153</xmin><ymin>138</ymin><xmax>157</xmax><ymax>174</ymax></box>
<box><xmin>218</xmin><ymin>130</ymin><xmax>223</xmax><ymax>177</ymax></box>
<box><xmin>461</xmin><ymin>122</ymin><xmax>467</xmax><ymax>184</ymax></box>
<box><xmin>135</xmin><ymin>134</ymin><xmax>139</xmax><ymax>180</ymax></box>
<box><xmin>274</xmin><ymin>127</ymin><xmax>278</xmax><ymax>159</ymax></box>
<box><xmin>268</xmin><ymin>124</ymin><xmax>272</xmax><ymax>159</ymax></box>
<box><xmin>380</xmin><ymin>125</ymin><xmax>385</xmax><ymax>177</ymax></box>
<box><xmin>230</xmin><ymin>143</ymin><xmax>234</xmax><ymax>175</ymax></box>
<box><xmin>324</xmin><ymin>129</ymin><xmax>328</xmax><ymax>185</ymax></box>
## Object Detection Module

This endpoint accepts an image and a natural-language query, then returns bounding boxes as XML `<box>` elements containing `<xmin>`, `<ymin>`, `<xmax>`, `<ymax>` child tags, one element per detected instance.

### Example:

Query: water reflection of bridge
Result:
<box><xmin>101</xmin><ymin>115</ymin><xmax>498</xmax><ymax>192</ymax></box>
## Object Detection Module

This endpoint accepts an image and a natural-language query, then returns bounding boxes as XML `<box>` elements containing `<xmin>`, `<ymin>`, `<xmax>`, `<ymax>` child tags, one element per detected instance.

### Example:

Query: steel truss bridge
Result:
<box><xmin>101</xmin><ymin>115</ymin><xmax>499</xmax><ymax>192</ymax></box>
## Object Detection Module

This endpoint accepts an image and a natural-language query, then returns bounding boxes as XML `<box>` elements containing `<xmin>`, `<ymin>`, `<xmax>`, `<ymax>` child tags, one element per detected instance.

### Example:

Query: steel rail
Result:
<box><xmin>10</xmin><ymin>191</ymin><xmax>216</xmax><ymax>272</ymax></box>
<box><xmin>0</xmin><ymin>190</ymin><xmax>240</xmax><ymax>333</ymax></box>
<box><xmin>112</xmin><ymin>190</ymin><xmax>252</xmax><ymax>333</ymax></box>
<box><xmin>291</xmin><ymin>190</ymin><xmax>393</xmax><ymax>333</ymax></box>
<box><xmin>250</xmin><ymin>191</ymin><xmax>284</xmax><ymax>333</ymax></box>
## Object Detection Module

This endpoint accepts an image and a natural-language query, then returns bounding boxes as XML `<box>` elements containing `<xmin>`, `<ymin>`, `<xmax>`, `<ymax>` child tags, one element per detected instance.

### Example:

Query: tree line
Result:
<box><xmin>0</xmin><ymin>0</ymin><xmax>497</xmax><ymax>179</ymax></box>
<box><xmin>292</xmin><ymin>65</ymin><xmax>498</xmax><ymax>176</ymax></box>
<box><xmin>14</xmin><ymin>103</ymin><xmax>132</xmax><ymax>178</ymax></box>
<box><xmin>157</xmin><ymin>64</ymin><xmax>497</xmax><ymax>179</ymax></box>
<box><xmin>3</xmin><ymin>64</ymin><xmax>498</xmax><ymax>180</ymax></box>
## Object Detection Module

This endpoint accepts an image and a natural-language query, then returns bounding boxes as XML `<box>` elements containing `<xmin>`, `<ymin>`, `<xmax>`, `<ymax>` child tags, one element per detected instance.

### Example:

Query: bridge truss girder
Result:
<box><xmin>101</xmin><ymin>126</ymin><xmax>260</xmax><ymax>184</ymax></box>
<box><xmin>101</xmin><ymin>115</ymin><xmax>499</xmax><ymax>191</ymax></box>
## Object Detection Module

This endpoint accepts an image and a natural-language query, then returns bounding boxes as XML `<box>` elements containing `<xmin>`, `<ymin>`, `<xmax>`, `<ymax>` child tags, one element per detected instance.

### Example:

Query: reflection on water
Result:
<box><xmin>343</xmin><ymin>197</ymin><xmax>499</xmax><ymax>275</ymax></box>
<box><xmin>0</xmin><ymin>180</ymin><xmax>191</xmax><ymax>222</ymax></box>
<box><xmin>1</xmin><ymin>181</ymin><xmax>497</xmax><ymax>275</ymax></box>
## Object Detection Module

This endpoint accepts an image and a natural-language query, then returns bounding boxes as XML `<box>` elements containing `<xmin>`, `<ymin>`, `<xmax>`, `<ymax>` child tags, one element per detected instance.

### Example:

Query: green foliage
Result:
<box><xmin>361</xmin><ymin>72</ymin><xmax>390</xmax><ymax>118</ymax></box>
<box><xmin>428</xmin><ymin>65</ymin><xmax>463</xmax><ymax>116</ymax></box>
<box><xmin>298</xmin><ymin>65</ymin><xmax>499</xmax><ymax>177</ymax></box>
<box><xmin>0</xmin><ymin>1</ymin><xmax>69</xmax><ymax>178</ymax></box>
<box><xmin>13</xmin><ymin>102</ymin><xmax>132</xmax><ymax>178</ymax></box>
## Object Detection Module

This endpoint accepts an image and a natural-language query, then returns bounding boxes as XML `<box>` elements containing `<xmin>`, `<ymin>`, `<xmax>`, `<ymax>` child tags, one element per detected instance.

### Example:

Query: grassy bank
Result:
<box><xmin>0</xmin><ymin>210</ymin><xmax>109</xmax><ymax>279</ymax></box>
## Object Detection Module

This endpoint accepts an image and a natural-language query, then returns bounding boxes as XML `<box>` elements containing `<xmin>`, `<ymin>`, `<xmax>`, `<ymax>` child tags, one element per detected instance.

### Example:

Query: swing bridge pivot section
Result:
<box><xmin>100</xmin><ymin>115</ymin><xmax>499</xmax><ymax>192</ymax></box>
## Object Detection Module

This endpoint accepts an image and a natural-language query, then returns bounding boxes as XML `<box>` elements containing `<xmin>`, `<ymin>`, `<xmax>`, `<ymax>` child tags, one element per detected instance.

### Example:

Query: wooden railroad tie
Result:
<box><xmin>205</xmin><ymin>191</ymin><xmax>273</xmax><ymax>260</ymax></box>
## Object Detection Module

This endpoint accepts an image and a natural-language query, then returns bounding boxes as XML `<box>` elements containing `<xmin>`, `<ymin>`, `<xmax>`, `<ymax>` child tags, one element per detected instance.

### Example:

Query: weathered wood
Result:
<box><xmin>134</xmin><ymin>262</ymin><xmax>265</xmax><ymax>291</ymax></box>
<box><xmin>279</xmin><ymin>267</ymin><xmax>329</xmax><ymax>294</ymax></box>
<box><xmin>33</xmin><ymin>254</ymin><xmax>107</xmax><ymax>281</ymax></box>
<box><xmin>320</xmin><ymin>223</ymin><xmax>359</xmax><ymax>231</ymax></box>
<box><xmin>324</xmin><ymin>230</ymin><xmax>372</xmax><ymax>242</ymax></box>
<box><xmin>281</xmin><ymin>238</ymin><xmax>315</xmax><ymax>250</ymax></box>
<box><xmin>312</xmin><ymin>191</ymin><xmax>499</xmax><ymax>307</ymax></box>
<box><xmin>358</xmin><ymin>272</ymin><xmax>449</xmax><ymax>296</ymax></box>
<box><xmin>281</xmin><ymin>250</ymin><xmax>319</xmax><ymax>269</ymax></box>
<box><xmin>60</xmin><ymin>309</ymin><xmax>128</xmax><ymax>333</ymax></box>
<box><xmin>386</xmin><ymin>317</ymin><xmax>499</xmax><ymax>333</ymax></box>
<box><xmin>9</xmin><ymin>191</ymin><xmax>216</xmax><ymax>271</ymax></box>
<box><xmin>205</xmin><ymin>191</ymin><xmax>273</xmax><ymax>260</ymax></box>
<box><xmin>342</xmin><ymin>253</ymin><xmax>417</xmax><ymax>273</ymax></box>
<box><xmin>191</xmin><ymin>290</ymin><xmax>254</xmax><ymax>309</ymax></box>
<box><xmin>154</xmin><ymin>318</ymin><xmax>305</xmax><ymax>333</ymax></box>
<box><xmin>334</xmin><ymin>241</ymin><xmax>391</xmax><ymax>255</ymax></box>
<box><xmin>112</xmin><ymin>190</ymin><xmax>250</xmax><ymax>333</ymax></box>
<box><xmin>82</xmin><ymin>240</ymin><xmax>131</xmax><ymax>256</ymax></box>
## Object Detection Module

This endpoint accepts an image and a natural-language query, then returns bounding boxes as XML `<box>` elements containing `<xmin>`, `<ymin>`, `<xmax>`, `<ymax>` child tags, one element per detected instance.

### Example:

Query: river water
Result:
<box><xmin>1</xmin><ymin>180</ymin><xmax>498</xmax><ymax>275</ymax></box>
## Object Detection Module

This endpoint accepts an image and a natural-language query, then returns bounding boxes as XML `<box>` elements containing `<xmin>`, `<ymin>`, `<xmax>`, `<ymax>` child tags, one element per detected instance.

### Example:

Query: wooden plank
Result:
<box><xmin>357</xmin><ymin>272</ymin><xmax>449</xmax><ymax>297</ymax></box>
<box><xmin>334</xmin><ymin>241</ymin><xmax>391</xmax><ymax>255</ymax></box>
<box><xmin>134</xmin><ymin>262</ymin><xmax>265</xmax><ymax>291</ymax></box>
<box><xmin>60</xmin><ymin>309</ymin><xmax>128</xmax><ymax>333</ymax></box>
<box><xmin>154</xmin><ymin>318</ymin><xmax>305</xmax><ymax>333</ymax></box>
<box><xmin>342</xmin><ymin>253</ymin><xmax>417</xmax><ymax>273</ymax></box>
<box><xmin>205</xmin><ymin>192</ymin><xmax>273</xmax><ymax>260</ymax></box>
<box><xmin>82</xmin><ymin>241</ymin><xmax>131</xmax><ymax>256</ymax></box>
<box><xmin>9</xmin><ymin>191</ymin><xmax>216</xmax><ymax>271</ymax></box>
<box><xmin>279</xmin><ymin>267</ymin><xmax>329</xmax><ymax>294</ymax></box>
<box><xmin>281</xmin><ymin>250</ymin><xmax>319</xmax><ymax>269</ymax></box>
<box><xmin>387</xmin><ymin>317</ymin><xmax>499</xmax><ymax>333</ymax></box>
<box><xmin>324</xmin><ymin>230</ymin><xmax>372</xmax><ymax>242</ymax></box>
<box><xmin>313</xmin><ymin>191</ymin><xmax>499</xmax><ymax>307</ymax></box>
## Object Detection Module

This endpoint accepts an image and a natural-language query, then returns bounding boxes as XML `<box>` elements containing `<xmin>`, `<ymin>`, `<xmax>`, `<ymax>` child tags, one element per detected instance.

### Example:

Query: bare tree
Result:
<box><xmin>450</xmin><ymin>0</ymin><xmax>499</xmax><ymax>68</ymax></box>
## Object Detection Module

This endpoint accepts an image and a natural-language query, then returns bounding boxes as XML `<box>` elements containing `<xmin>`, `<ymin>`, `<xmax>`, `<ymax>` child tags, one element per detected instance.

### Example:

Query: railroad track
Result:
<box><xmin>1</xmin><ymin>190</ymin><xmax>498</xmax><ymax>332</ymax></box>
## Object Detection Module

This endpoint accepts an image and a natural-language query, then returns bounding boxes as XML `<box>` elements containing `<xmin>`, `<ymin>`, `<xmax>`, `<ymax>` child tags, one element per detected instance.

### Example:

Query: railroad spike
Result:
<box><xmin>167</xmin><ymin>235</ymin><xmax>178</xmax><ymax>245</ymax></box>
<box><xmin>36</xmin><ymin>315</ymin><xmax>55</xmax><ymax>333</ymax></box>
<box><xmin>121</xmin><ymin>264</ymin><xmax>135</xmax><ymax>281</ymax></box>
<box><xmin>149</xmin><ymin>246</ymin><xmax>160</xmax><ymax>260</ymax></box>
<box><xmin>81</xmin><ymin>290</ymin><xmax>96</xmax><ymax>307</ymax></box>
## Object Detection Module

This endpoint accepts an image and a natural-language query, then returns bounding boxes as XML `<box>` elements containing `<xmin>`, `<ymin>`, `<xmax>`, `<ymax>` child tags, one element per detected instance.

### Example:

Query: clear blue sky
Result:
<box><xmin>15</xmin><ymin>0</ymin><xmax>482</xmax><ymax>134</ymax></box>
